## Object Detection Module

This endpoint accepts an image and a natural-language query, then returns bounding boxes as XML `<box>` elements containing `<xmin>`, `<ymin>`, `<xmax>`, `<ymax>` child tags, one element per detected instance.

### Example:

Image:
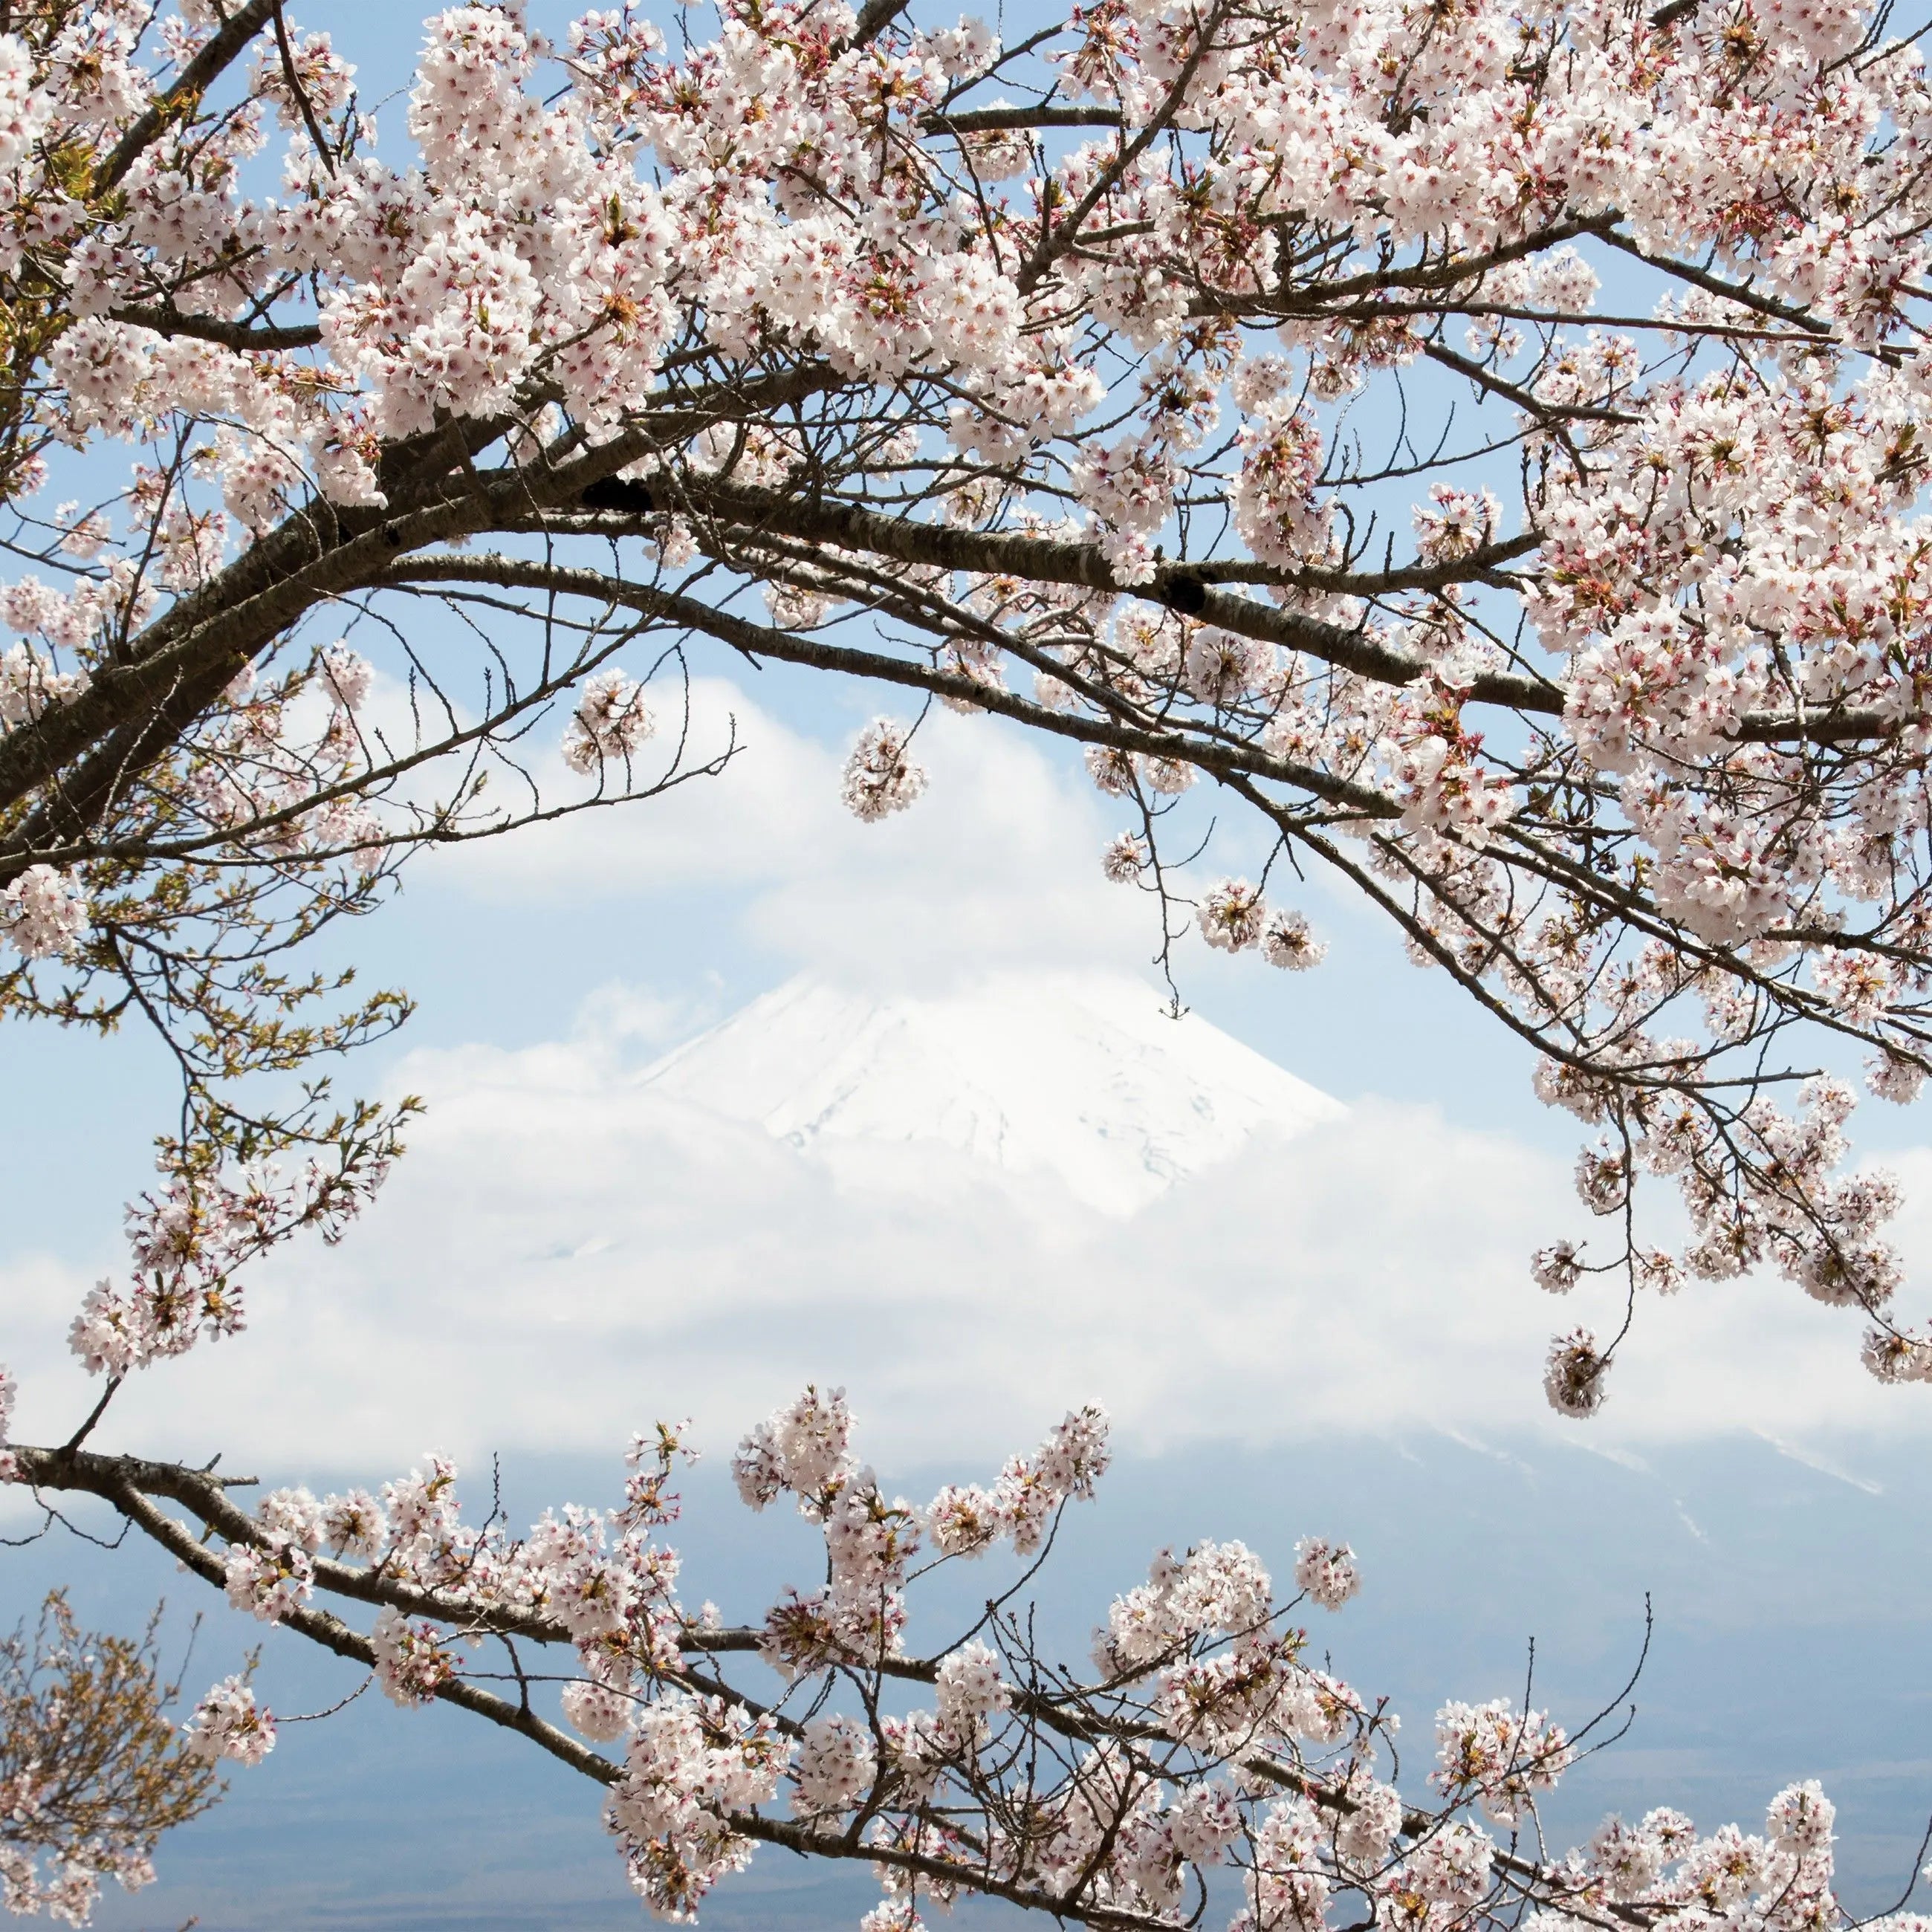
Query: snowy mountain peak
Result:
<box><xmin>638</xmin><ymin>973</ymin><xmax>1344</xmax><ymax>1215</ymax></box>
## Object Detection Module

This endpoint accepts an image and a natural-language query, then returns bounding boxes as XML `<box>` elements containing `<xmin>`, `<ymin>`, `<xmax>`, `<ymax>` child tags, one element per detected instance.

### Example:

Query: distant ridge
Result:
<box><xmin>638</xmin><ymin>973</ymin><xmax>1344</xmax><ymax>1214</ymax></box>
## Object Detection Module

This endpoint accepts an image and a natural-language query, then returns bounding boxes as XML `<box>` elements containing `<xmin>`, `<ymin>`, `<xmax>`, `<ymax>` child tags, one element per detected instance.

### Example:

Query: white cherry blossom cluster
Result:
<box><xmin>841</xmin><ymin>719</ymin><xmax>930</xmax><ymax>823</ymax></box>
<box><xmin>0</xmin><ymin>640</ymin><xmax>86</xmax><ymax>728</ymax></box>
<box><xmin>0</xmin><ymin>863</ymin><xmax>85</xmax><ymax>960</ymax></box>
<box><xmin>1292</xmin><ymin>1537</ymin><xmax>1361</xmax><ymax>1612</ymax></box>
<box><xmin>0</xmin><ymin>1850</ymin><xmax>149</xmax><ymax>1928</ymax></box>
<box><xmin>1432</xmin><ymin>1699</ymin><xmax>1574</xmax><ymax>1826</ymax></box>
<box><xmin>1198</xmin><ymin>879</ymin><xmax>1329</xmax><ymax>972</ymax></box>
<box><xmin>606</xmin><ymin>1694</ymin><xmax>789</xmax><ymax>1917</ymax></box>
<box><xmin>66</xmin><ymin>1148</ymin><xmax>392</xmax><ymax>1379</ymax></box>
<box><xmin>181</xmin><ymin>1676</ymin><xmax>275</xmax><ymax>1766</ymax></box>
<box><xmin>794</xmin><ymin>1712</ymin><xmax>877</xmax><ymax>1817</ymax></box>
<box><xmin>563</xmin><ymin>669</ymin><xmax>656</xmax><ymax>775</ymax></box>
<box><xmin>739</xmin><ymin>1389</ymin><xmax>1110</xmax><ymax>1685</ymax></box>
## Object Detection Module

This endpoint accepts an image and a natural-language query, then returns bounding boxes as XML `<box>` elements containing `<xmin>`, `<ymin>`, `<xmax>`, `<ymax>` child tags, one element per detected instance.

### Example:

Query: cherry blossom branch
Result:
<box><xmin>1</xmin><ymin>1389</ymin><xmax>1880</xmax><ymax>1932</ymax></box>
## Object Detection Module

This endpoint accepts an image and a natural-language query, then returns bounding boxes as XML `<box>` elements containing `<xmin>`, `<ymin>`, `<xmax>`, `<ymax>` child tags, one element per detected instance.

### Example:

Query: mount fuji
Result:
<box><xmin>637</xmin><ymin>973</ymin><xmax>1344</xmax><ymax>1215</ymax></box>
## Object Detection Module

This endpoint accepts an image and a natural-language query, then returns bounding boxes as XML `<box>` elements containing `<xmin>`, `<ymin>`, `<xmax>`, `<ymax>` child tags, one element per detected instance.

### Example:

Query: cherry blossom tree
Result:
<box><xmin>0</xmin><ymin>1589</ymin><xmax>226</xmax><ymax>1919</ymax></box>
<box><xmin>7</xmin><ymin>0</ymin><xmax>1932</xmax><ymax>1913</ymax></box>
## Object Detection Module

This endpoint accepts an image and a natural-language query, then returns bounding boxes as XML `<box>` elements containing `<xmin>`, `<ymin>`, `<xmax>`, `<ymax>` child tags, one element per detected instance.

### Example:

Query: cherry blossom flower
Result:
<box><xmin>181</xmin><ymin>1678</ymin><xmax>274</xmax><ymax>1766</ymax></box>
<box><xmin>841</xmin><ymin>720</ymin><xmax>929</xmax><ymax>823</ymax></box>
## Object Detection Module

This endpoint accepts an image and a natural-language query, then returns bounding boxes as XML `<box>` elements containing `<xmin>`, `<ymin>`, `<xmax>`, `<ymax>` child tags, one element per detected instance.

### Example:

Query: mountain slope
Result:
<box><xmin>638</xmin><ymin>973</ymin><xmax>1344</xmax><ymax>1214</ymax></box>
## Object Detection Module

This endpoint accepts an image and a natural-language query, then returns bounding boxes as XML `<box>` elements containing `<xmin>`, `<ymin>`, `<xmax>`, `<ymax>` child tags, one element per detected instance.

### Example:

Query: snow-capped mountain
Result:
<box><xmin>638</xmin><ymin>973</ymin><xmax>1344</xmax><ymax>1215</ymax></box>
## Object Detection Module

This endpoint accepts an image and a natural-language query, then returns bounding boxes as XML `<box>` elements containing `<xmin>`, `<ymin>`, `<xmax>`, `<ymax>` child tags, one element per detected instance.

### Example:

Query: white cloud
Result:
<box><xmin>571</xmin><ymin>977</ymin><xmax>725</xmax><ymax>1049</ymax></box>
<box><xmin>13</xmin><ymin>976</ymin><xmax>1924</xmax><ymax>1483</ymax></box>
<box><xmin>427</xmin><ymin>674</ymin><xmax>1157</xmax><ymax>987</ymax></box>
<box><xmin>435</xmin><ymin>675</ymin><xmax>832</xmax><ymax>896</ymax></box>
